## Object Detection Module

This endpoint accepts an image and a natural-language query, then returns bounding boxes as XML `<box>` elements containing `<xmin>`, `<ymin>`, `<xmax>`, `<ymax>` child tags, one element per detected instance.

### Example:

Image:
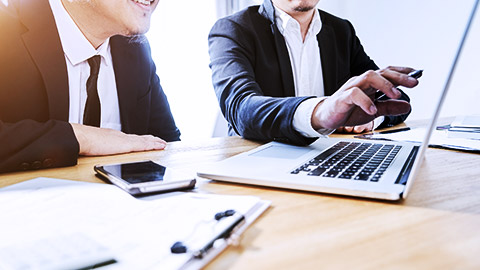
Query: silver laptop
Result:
<box><xmin>198</xmin><ymin>0</ymin><xmax>479</xmax><ymax>200</ymax></box>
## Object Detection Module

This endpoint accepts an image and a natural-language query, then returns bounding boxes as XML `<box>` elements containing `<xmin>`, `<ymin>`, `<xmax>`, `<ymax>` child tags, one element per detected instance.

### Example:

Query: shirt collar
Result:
<box><xmin>48</xmin><ymin>0</ymin><xmax>110</xmax><ymax>66</ymax></box>
<box><xmin>274</xmin><ymin>5</ymin><xmax>322</xmax><ymax>38</ymax></box>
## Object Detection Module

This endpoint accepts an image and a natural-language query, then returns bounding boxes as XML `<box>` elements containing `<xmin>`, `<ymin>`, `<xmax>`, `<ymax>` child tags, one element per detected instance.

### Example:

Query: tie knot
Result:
<box><xmin>87</xmin><ymin>55</ymin><xmax>101</xmax><ymax>76</ymax></box>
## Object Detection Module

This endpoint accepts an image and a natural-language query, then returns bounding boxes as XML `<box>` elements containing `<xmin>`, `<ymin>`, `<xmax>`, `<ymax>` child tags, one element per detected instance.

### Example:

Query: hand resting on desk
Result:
<box><xmin>71</xmin><ymin>124</ymin><xmax>167</xmax><ymax>156</ymax></box>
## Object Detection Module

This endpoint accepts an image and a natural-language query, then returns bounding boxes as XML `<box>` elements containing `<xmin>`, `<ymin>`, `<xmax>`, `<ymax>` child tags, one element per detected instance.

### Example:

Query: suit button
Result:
<box><xmin>32</xmin><ymin>161</ymin><xmax>42</xmax><ymax>169</ymax></box>
<box><xmin>20</xmin><ymin>162</ymin><xmax>30</xmax><ymax>170</ymax></box>
<box><xmin>43</xmin><ymin>158</ymin><xmax>53</xmax><ymax>168</ymax></box>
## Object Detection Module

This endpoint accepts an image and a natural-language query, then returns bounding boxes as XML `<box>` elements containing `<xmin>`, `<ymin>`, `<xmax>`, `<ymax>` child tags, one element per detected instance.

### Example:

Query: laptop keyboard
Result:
<box><xmin>291</xmin><ymin>142</ymin><xmax>402</xmax><ymax>182</ymax></box>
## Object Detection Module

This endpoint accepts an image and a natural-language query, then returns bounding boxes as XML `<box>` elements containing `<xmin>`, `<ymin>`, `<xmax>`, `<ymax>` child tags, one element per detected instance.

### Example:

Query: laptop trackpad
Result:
<box><xmin>249</xmin><ymin>145</ymin><xmax>310</xmax><ymax>159</ymax></box>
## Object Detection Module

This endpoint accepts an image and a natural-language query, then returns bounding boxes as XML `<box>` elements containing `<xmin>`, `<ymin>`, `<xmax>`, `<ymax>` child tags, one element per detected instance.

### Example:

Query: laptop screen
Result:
<box><xmin>403</xmin><ymin>0</ymin><xmax>479</xmax><ymax>197</ymax></box>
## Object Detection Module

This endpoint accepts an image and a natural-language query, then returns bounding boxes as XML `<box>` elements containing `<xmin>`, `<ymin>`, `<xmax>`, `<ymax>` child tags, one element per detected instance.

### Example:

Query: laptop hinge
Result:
<box><xmin>395</xmin><ymin>146</ymin><xmax>420</xmax><ymax>185</ymax></box>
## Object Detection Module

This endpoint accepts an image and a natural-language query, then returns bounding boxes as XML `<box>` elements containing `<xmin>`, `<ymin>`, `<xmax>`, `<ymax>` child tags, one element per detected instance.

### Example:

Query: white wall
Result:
<box><xmin>147</xmin><ymin>0</ymin><xmax>219</xmax><ymax>140</ymax></box>
<box><xmin>147</xmin><ymin>0</ymin><xmax>480</xmax><ymax>141</ymax></box>
<box><xmin>318</xmin><ymin>0</ymin><xmax>480</xmax><ymax>120</ymax></box>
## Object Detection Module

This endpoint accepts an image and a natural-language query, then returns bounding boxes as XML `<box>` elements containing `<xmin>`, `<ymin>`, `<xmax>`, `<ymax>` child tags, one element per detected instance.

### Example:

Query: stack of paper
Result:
<box><xmin>447</xmin><ymin>115</ymin><xmax>480</xmax><ymax>140</ymax></box>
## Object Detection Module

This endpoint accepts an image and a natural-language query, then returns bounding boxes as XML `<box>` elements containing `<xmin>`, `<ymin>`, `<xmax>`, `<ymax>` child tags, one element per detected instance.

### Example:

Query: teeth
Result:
<box><xmin>133</xmin><ymin>0</ymin><xmax>153</xmax><ymax>5</ymax></box>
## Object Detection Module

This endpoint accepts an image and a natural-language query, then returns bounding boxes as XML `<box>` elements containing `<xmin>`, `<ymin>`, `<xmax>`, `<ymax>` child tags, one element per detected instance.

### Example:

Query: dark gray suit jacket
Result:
<box><xmin>208</xmin><ymin>0</ymin><xmax>410</xmax><ymax>145</ymax></box>
<box><xmin>0</xmin><ymin>0</ymin><xmax>180</xmax><ymax>173</ymax></box>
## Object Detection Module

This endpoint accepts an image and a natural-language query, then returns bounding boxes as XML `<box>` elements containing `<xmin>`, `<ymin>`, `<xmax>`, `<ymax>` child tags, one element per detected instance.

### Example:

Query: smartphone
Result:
<box><xmin>94</xmin><ymin>160</ymin><xmax>196</xmax><ymax>195</ymax></box>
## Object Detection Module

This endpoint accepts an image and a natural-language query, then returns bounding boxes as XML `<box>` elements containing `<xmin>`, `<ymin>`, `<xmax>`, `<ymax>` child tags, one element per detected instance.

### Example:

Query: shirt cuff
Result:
<box><xmin>292</xmin><ymin>97</ymin><xmax>335</xmax><ymax>138</ymax></box>
<box><xmin>373</xmin><ymin>116</ymin><xmax>385</xmax><ymax>130</ymax></box>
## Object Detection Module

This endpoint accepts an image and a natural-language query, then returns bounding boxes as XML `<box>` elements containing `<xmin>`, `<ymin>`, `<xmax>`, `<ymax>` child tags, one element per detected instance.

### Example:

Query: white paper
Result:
<box><xmin>365</xmin><ymin>127</ymin><xmax>480</xmax><ymax>151</ymax></box>
<box><xmin>0</xmin><ymin>178</ymin><xmax>268</xmax><ymax>270</ymax></box>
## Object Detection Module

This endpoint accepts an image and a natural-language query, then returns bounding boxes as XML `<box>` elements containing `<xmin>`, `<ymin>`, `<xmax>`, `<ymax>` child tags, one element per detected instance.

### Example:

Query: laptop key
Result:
<box><xmin>308</xmin><ymin>168</ymin><xmax>326</xmax><ymax>176</ymax></box>
<box><xmin>294</xmin><ymin>142</ymin><xmax>403</xmax><ymax>182</ymax></box>
<box><xmin>324</xmin><ymin>171</ymin><xmax>339</xmax><ymax>177</ymax></box>
<box><xmin>354</xmin><ymin>174</ymin><xmax>370</xmax><ymax>181</ymax></box>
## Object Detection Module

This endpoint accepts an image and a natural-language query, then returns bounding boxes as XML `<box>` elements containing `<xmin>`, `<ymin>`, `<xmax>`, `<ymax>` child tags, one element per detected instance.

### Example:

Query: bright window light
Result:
<box><xmin>147</xmin><ymin>0</ymin><xmax>219</xmax><ymax>140</ymax></box>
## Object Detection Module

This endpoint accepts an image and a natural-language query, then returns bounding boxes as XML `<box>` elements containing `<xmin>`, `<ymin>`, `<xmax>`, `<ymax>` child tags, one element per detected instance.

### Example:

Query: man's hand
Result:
<box><xmin>311</xmin><ymin>66</ymin><xmax>419</xmax><ymax>130</ymax></box>
<box><xmin>71</xmin><ymin>123</ymin><xmax>167</xmax><ymax>156</ymax></box>
<box><xmin>336</xmin><ymin>121</ymin><xmax>374</xmax><ymax>134</ymax></box>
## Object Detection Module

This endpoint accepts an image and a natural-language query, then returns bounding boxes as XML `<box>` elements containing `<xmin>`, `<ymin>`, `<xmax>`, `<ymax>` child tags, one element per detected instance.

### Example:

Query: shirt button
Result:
<box><xmin>32</xmin><ymin>161</ymin><xmax>42</xmax><ymax>169</ymax></box>
<box><xmin>43</xmin><ymin>158</ymin><xmax>53</xmax><ymax>168</ymax></box>
<box><xmin>20</xmin><ymin>162</ymin><xmax>30</xmax><ymax>170</ymax></box>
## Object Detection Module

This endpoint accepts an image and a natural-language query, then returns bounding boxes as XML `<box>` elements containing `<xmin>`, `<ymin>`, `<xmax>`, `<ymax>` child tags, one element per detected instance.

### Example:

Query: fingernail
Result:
<box><xmin>392</xmin><ymin>87</ymin><xmax>401</xmax><ymax>97</ymax></box>
<box><xmin>370</xmin><ymin>105</ymin><xmax>377</xmax><ymax>114</ymax></box>
<box><xmin>408</xmin><ymin>76</ymin><xmax>417</xmax><ymax>84</ymax></box>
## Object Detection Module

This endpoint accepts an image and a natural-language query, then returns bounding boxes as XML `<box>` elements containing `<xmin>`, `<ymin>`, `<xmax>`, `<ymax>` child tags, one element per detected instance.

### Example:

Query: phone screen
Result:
<box><xmin>101</xmin><ymin>161</ymin><xmax>167</xmax><ymax>184</ymax></box>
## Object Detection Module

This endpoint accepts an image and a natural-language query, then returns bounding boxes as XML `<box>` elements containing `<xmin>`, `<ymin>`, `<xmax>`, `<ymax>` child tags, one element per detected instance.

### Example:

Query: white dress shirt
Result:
<box><xmin>49</xmin><ymin>0</ymin><xmax>121</xmax><ymax>130</ymax></box>
<box><xmin>274</xmin><ymin>6</ymin><xmax>383</xmax><ymax>137</ymax></box>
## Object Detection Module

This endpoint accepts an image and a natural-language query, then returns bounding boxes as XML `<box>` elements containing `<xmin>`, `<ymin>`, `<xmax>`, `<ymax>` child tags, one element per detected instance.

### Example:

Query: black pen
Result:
<box><xmin>376</xmin><ymin>69</ymin><xmax>423</xmax><ymax>100</ymax></box>
<box><xmin>355</xmin><ymin>127</ymin><xmax>411</xmax><ymax>139</ymax></box>
<box><xmin>170</xmin><ymin>210</ymin><xmax>246</xmax><ymax>260</ymax></box>
<box><xmin>408</xmin><ymin>69</ymin><xmax>423</xmax><ymax>79</ymax></box>
<box><xmin>378</xmin><ymin>127</ymin><xmax>411</xmax><ymax>134</ymax></box>
<box><xmin>192</xmin><ymin>213</ymin><xmax>245</xmax><ymax>259</ymax></box>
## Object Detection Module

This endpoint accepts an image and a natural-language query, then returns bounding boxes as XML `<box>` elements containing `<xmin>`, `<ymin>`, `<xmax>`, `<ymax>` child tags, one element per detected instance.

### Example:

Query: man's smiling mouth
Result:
<box><xmin>132</xmin><ymin>0</ymin><xmax>155</xmax><ymax>6</ymax></box>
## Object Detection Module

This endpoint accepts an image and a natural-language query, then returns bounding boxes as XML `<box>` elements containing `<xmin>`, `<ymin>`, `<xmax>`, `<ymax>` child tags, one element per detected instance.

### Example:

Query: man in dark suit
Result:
<box><xmin>0</xmin><ymin>0</ymin><xmax>180</xmax><ymax>173</ymax></box>
<box><xmin>208</xmin><ymin>0</ymin><xmax>419</xmax><ymax>146</ymax></box>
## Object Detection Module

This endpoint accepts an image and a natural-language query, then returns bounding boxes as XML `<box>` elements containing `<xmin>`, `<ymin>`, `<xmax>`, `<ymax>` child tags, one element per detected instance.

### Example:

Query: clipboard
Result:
<box><xmin>178</xmin><ymin>199</ymin><xmax>270</xmax><ymax>269</ymax></box>
<box><xmin>0</xmin><ymin>177</ymin><xmax>271</xmax><ymax>270</ymax></box>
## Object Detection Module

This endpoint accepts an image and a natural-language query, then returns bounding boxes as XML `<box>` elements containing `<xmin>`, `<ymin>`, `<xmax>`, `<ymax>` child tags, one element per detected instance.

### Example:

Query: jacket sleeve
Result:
<box><xmin>0</xmin><ymin>3</ymin><xmax>79</xmax><ymax>174</ymax></box>
<box><xmin>148</xmin><ymin>72</ymin><xmax>181</xmax><ymax>142</ymax></box>
<box><xmin>142</xmin><ymin>40</ymin><xmax>181</xmax><ymax>142</ymax></box>
<box><xmin>0</xmin><ymin>120</ymin><xmax>79</xmax><ymax>173</ymax></box>
<box><xmin>208</xmin><ymin>18</ymin><xmax>316</xmax><ymax>146</ymax></box>
<box><xmin>110</xmin><ymin>36</ymin><xmax>181</xmax><ymax>142</ymax></box>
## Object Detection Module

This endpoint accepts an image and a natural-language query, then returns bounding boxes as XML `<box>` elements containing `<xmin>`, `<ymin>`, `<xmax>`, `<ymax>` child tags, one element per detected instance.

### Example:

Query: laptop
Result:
<box><xmin>197</xmin><ymin>0</ymin><xmax>479</xmax><ymax>200</ymax></box>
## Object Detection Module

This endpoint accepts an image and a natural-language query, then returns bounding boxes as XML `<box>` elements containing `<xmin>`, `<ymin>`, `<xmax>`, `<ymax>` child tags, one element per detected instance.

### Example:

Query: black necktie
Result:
<box><xmin>83</xmin><ymin>55</ymin><xmax>101</xmax><ymax>127</ymax></box>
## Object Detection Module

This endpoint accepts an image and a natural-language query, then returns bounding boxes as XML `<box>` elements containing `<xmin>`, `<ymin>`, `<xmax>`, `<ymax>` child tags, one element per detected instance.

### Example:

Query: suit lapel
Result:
<box><xmin>19</xmin><ymin>0</ymin><xmax>69</xmax><ymax>121</ymax></box>
<box><xmin>317</xmin><ymin>13</ymin><xmax>337</xmax><ymax>96</ymax></box>
<box><xmin>261</xmin><ymin>0</ymin><xmax>295</xmax><ymax>97</ymax></box>
<box><xmin>271</xmin><ymin>26</ymin><xmax>295</xmax><ymax>97</ymax></box>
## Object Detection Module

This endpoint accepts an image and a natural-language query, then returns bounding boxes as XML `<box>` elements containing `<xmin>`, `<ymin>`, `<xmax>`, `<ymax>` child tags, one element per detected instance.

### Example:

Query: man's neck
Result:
<box><xmin>296</xmin><ymin>11</ymin><xmax>315</xmax><ymax>41</ymax></box>
<box><xmin>275</xmin><ymin>6</ymin><xmax>315</xmax><ymax>41</ymax></box>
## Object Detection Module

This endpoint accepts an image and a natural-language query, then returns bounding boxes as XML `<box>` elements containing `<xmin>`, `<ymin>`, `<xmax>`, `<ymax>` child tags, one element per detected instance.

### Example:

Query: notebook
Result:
<box><xmin>197</xmin><ymin>0</ymin><xmax>479</xmax><ymax>201</ymax></box>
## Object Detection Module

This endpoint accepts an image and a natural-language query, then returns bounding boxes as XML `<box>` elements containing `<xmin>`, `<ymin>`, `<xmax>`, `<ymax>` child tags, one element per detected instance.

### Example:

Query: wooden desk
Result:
<box><xmin>2</xmin><ymin>120</ymin><xmax>480</xmax><ymax>269</ymax></box>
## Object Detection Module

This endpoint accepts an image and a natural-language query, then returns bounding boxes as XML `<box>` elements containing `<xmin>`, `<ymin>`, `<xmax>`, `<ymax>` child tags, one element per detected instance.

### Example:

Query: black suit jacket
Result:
<box><xmin>0</xmin><ymin>0</ymin><xmax>180</xmax><ymax>173</ymax></box>
<box><xmin>208</xmin><ymin>0</ymin><xmax>410</xmax><ymax>146</ymax></box>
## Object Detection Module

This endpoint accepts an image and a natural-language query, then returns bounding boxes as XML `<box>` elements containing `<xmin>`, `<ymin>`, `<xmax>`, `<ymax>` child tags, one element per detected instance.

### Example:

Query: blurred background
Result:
<box><xmin>147</xmin><ymin>0</ymin><xmax>480</xmax><ymax>140</ymax></box>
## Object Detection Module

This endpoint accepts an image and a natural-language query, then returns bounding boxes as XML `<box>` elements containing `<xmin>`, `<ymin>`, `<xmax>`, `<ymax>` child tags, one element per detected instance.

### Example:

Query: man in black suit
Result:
<box><xmin>0</xmin><ymin>0</ymin><xmax>180</xmax><ymax>173</ymax></box>
<box><xmin>208</xmin><ymin>0</ymin><xmax>419</xmax><ymax>146</ymax></box>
